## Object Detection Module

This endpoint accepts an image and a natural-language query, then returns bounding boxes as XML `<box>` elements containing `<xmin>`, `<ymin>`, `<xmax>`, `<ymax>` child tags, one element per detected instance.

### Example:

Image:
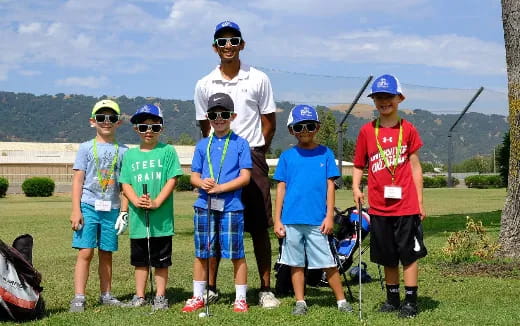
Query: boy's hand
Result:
<box><xmin>70</xmin><ymin>212</ymin><xmax>84</xmax><ymax>231</ymax></box>
<box><xmin>352</xmin><ymin>189</ymin><xmax>365</xmax><ymax>210</ymax></box>
<box><xmin>200</xmin><ymin>178</ymin><xmax>216</xmax><ymax>191</ymax></box>
<box><xmin>207</xmin><ymin>184</ymin><xmax>223</xmax><ymax>194</ymax></box>
<box><xmin>274</xmin><ymin>221</ymin><xmax>286</xmax><ymax>239</ymax></box>
<box><xmin>115</xmin><ymin>211</ymin><xmax>128</xmax><ymax>235</ymax></box>
<box><xmin>320</xmin><ymin>217</ymin><xmax>334</xmax><ymax>235</ymax></box>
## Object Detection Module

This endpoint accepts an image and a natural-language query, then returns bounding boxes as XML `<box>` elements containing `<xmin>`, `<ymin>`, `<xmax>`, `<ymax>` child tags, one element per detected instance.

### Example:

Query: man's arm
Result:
<box><xmin>199</xmin><ymin>119</ymin><xmax>211</xmax><ymax>138</ymax></box>
<box><xmin>260</xmin><ymin>112</ymin><xmax>276</xmax><ymax>152</ymax></box>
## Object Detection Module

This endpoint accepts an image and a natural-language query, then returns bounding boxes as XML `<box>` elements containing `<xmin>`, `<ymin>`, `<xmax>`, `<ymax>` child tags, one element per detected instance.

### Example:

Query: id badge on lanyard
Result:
<box><xmin>95</xmin><ymin>199</ymin><xmax>112</xmax><ymax>211</ymax></box>
<box><xmin>384</xmin><ymin>185</ymin><xmax>402</xmax><ymax>199</ymax></box>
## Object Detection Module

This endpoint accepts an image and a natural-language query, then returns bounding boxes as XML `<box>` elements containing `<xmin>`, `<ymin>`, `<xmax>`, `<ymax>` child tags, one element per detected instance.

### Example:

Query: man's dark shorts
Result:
<box><xmin>370</xmin><ymin>215</ymin><xmax>427</xmax><ymax>267</ymax></box>
<box><xmin>242</xmin><ymin>148</ymin><xmax>273</xmax><ymax>233</ymax></box>
<box><xmin>130</xmin><ymin>236</ymin><xmax>172</xmax><ymax>268</ymax></box>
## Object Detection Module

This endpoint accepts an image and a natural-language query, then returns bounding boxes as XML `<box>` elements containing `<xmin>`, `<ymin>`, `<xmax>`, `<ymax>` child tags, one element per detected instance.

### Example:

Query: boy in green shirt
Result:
<box><xmin>119</xmin><ymin>104</ymin><xmax>183</xmax><ymax>311</ymax></box>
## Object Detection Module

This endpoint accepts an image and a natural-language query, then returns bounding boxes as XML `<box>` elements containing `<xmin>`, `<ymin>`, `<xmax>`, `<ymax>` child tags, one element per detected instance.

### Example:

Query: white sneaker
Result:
<box><xmin>259</xmin><ymin>291</ymin><xmax>280</xmax><ymax>308</ymax></box>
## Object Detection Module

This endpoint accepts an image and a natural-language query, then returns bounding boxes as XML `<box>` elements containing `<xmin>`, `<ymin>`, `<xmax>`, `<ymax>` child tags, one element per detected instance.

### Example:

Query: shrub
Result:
<box><xmin>0</xmin><ymin>177</ymin><xmax>8</xmax><ymax>197</ymax></box>
<box><xmin>340</xmin><ymin>175</ymin><xmax>367</xmax><ymax>190</ymax></box>
<box><xmin>175</xmin><ymin>174</ymin><xmax>193</xmax><ymax>191</ymax></box>
<box><xmin>21</xmin><ymin>177</ymin><xmax>55</xmax><ymax>197</ymax></box>
<box><xmin>442</xmin><ymin>216</ymin><xmax>500</xmax><ymax>263</ymax></box>
<box><xmin>465</xmin><ymin>175</ymin><xmax>503</xmax><ymax>189</ymax></box>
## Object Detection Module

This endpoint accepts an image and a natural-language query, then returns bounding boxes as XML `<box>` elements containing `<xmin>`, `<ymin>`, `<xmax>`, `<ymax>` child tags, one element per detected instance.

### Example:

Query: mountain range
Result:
<box><xmin>0</xmin><ymin>91</ymin><xmax>509</xmax><ymax>164</ymax></box>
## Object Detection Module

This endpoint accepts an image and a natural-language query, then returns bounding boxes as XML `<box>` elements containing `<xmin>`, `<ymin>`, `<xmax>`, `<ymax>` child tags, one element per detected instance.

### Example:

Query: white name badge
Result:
<box><xmin>210</xmin><ymin>197</ymin><xmax>225</xmax><ymax>212</ymax></box>
<box><xmin>384</xmin><ymin>185</ymin><xmax>402</xmax><ymax>199</ymax></box>
<box><xmin>95</xmin><ymin>200</ymin><xmax>112</xmax><ymax>211</ymax></box>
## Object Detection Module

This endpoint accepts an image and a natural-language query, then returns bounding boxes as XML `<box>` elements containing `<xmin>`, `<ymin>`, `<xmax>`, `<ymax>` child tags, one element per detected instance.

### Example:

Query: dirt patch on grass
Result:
<box><xmin>440</xmin><ymin>262</ymin><xmax>520</xmax><ymax>278</ymax></box>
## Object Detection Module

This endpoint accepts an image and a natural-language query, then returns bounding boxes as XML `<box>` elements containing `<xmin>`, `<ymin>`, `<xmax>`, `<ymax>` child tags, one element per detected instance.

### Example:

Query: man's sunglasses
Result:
<box><xmin>94</xmin><ymin>114</ymin><xmax>119</xmax><ymax>124</ymax></box>
<box><xmin>291</xmin><ymin>122</ymin><xmax>318</xmax><ymax>133</ymax></box>
<box><xmin>214</xmin><ymin>37</ymin><xmax>242</xmax><ymax>48</ymax></box>
<box><xmin>207</xmin><ymin>111</ymin><xmax>233</xmax><ymax>121</ymax></box>
<box><xmin>135</xmin><ymin>124</ymin><xmax>163</xmax><ymax>133</ymax></box>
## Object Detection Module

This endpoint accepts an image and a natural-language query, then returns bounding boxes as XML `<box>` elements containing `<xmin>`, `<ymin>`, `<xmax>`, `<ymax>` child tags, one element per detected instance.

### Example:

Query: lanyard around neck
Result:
<box><xmin>93</xmin><ymin>139</ymin><xmax>119</xmax><ymax>194</ymax></box>
<box><xmin>206</xmin><ymin>132</ymin><xmax>232</xmax><ymax>183</ymax></box>
<box><xmin>375</xmin><ymin>118</ymin><xmax>402</xmax><ymax>182</ymax></box>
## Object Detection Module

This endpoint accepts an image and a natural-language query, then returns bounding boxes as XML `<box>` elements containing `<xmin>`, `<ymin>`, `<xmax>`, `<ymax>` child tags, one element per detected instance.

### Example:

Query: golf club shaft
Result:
<box><xmin>358</xmin><ymin>184</ymin><xmax>363</xmax><ymax>321</ymax></box>
<box><xmin>206</xmin><ymin>195</ymin><xmax>211</xmax><ymax>316</ymax></box>
<box><xmin>143</xmin><ymin>184</ymin><xmax>154</xmax><ymax>303</ymax></box>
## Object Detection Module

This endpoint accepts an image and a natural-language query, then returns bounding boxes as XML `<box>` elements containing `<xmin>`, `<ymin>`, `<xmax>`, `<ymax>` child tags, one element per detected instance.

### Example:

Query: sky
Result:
<box><xmin>0</xmin><ymin>0</ymin><xmax>509</xmax><ymax>115</ymax></box>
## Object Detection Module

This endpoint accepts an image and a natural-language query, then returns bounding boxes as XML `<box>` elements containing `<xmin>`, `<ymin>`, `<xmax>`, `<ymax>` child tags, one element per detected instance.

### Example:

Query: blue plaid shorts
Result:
<box><xmin>193</xmin><ymin>207</ymin><xmax>245</xmax><ymax>259</ymax></box>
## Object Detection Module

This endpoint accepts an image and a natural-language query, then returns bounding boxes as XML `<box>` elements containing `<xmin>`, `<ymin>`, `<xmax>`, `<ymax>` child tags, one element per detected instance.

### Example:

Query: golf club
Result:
<box><xmin>203</xmin><ymin>195</ymin><xmax>212</xmax><ymax>318</ymax></box>
<box><xmin>357</xmin><ymin>184</ymin><xmax>364</xmax><ymax>321</ymax></box>
<box><xmin>143</xmin><ymin>184</ymin><xmax>154</xmax><ymax>308</ymax></box>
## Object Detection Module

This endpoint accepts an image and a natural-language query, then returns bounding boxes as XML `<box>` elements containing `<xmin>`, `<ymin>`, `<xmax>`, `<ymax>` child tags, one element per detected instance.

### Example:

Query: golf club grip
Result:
<box><xmin>142</xmin><ymin>183</ymin><xmax>148</xmax><ymax>195</ymax></box>
<box><xmin>143</xmin><ymin>184</ymin><xmax>150</xmax><ymax>227</ymax></box>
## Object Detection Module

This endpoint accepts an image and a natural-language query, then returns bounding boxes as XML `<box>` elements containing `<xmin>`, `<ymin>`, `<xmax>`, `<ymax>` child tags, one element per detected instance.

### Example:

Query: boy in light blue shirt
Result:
<box><xmin>273</xmin><ymin>105</ymin><xmax>353</xmax><ymax>315</ymax></box>
<box><xmin>69</xmin><ymin>99</ymin><xmax>128</xmax><ymax>312</ymax></box>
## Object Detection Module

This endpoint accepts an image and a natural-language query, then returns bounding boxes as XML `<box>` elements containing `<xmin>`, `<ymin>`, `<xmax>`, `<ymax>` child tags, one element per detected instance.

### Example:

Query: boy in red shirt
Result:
<box><xmin>352</xmin><ymin>74</ymin><xmax>427</xmax><ymax>318</ymax></box>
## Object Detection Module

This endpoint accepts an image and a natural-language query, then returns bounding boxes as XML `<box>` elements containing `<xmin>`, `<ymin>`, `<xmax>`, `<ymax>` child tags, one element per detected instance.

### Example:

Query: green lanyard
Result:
<box><xmin>92</xmin><ymin>139</ymin><xmax>119</xmax><ymax>194</ymax></box>
<box><xmin>206</xmin><ymin>132</ymin><xmax>232</xmax><ymax>183</ymax></box>
<box><xmin>375</xmin><ymin>118</ymin><xmax>402</xmax><ymax>183</ymax></box>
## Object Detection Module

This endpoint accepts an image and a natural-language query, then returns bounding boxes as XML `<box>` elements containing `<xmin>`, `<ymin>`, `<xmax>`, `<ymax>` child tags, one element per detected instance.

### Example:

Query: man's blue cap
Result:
<box><xmin>214</xmin><ymin>20</ymin><xmax>241</xmax><ymax>39</ymax></box>
<box><xmin>130</xmin><ymin>104</ymin><xmax>163</xmax><ymax>124</ymax></box>
<box><xmin>287</xmin><ymin>105</ymin><xmax>320</xmax><ymax>126</ymax></box>
<box><xmin>367</xmin><ymin>74</ymin><xmax>403</xmax><ymax>97</ymax></box>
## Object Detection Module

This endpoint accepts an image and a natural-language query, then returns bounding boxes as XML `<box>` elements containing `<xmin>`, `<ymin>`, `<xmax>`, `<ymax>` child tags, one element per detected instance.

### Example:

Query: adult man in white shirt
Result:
<box><xmin>194</xmin><ymin>20</ymin><xmax>279</xmax><ymax>308</ymax></box>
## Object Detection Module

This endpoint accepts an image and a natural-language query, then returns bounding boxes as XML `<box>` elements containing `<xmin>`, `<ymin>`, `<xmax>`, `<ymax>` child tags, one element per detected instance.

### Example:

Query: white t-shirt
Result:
<box><xmin>194</xmin><ymin>63</ymin><xmax>276</xmax><ymax>148</ymax></box>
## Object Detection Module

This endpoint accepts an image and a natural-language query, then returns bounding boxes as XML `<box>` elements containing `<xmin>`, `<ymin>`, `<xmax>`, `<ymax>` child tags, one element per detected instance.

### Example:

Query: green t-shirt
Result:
<box><xmin>119</xmin><ymin>143</ymin><xmax>183</xmax><ymax>239</ymax></box>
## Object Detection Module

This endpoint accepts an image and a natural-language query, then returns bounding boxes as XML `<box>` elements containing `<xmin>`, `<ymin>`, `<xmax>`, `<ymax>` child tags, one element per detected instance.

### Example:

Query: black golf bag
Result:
<box><xmin>0</xmin><ymin>234</ymin><xmax>45</xmax><ymax>321</ymax></box>
<box><xmin>274</xmin><ymin>207</ymin><xmax>371</xmax><ymax>297</ymax></box>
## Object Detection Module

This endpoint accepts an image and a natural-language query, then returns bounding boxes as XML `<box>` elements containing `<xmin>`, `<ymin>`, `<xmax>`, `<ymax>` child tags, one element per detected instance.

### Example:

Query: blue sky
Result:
<box><xmin>0</xmin><ymin>0</ymin><xmax>509</xmax><ymax>115</ymax></box>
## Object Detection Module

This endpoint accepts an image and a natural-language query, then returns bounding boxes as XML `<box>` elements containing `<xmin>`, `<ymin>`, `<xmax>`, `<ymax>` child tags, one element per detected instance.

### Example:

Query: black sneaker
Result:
<box><xmin>379</xmin><ymin>301</ymin><xmax>399</xmax><ymax>313</ymax></box>
<box><xmin>399</xmin><ymin>302</ymin><xmax>418</xmax><ymax>318</ymax></box>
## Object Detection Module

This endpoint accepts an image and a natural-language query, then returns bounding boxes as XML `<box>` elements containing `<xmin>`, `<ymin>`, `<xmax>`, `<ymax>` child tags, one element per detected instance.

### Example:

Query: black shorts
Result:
<box><xmin>130</xmin><ymin>236</ymin><xmax>172</xmax><ymax>268</ymax></box>
<box><xmin>370</xmin><ymin>215</ymin><xmax>427</xmax><ymax>267</ymax></box>
<box><xmin>242</xmin><ymin>148</ymin><xmax>273</xmax><ymax>233</ymax></box>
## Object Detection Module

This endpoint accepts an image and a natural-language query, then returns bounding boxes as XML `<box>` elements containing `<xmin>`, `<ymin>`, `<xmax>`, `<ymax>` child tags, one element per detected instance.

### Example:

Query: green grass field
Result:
<box><xmin>1</xmin><ymin>188</ymin><xmax>519</xmax><ymax>325</ymax></box>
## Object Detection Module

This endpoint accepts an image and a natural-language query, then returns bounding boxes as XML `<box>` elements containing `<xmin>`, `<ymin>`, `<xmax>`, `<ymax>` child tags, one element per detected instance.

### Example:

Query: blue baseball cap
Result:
<box><xmin>367</xmin><ymin>74</ymin><xmax>403</xmax><ymax>97</ymax></box>
<box><xmin>130</xmin><ymin>104</ymin><xmax>163</xmax><ymax>124</ymax></box>
<box><xmin>214</xmin><ymin>20</ymin><xmax>242</xmax><ymax>39</ymax></box>
<box><xmin>287</xmin><ymin>105</ymin><xmax>320</xmax><ymax>126</ymax></box>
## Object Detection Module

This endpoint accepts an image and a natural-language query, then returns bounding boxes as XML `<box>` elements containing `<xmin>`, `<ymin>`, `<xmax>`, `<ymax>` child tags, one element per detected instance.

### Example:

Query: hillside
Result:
<box><xmin>0</xmin><ymin>91</ymin><xmax>509</xmax><ymax>163</ymax></box>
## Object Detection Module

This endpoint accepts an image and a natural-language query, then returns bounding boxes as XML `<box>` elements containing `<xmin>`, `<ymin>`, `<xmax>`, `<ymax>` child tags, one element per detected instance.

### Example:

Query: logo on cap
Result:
<box><xmin>300</xmin><ymin>106</ymin><xmax>314</xmax><ymax>117</ymax></box>
<box><xmin>377</xmin><ymin>78</ymin><xmax>389</xmax><ymax>89</ymax></box>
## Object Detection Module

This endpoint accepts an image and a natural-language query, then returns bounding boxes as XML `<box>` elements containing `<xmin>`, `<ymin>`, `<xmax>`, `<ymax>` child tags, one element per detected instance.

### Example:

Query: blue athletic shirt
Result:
<box><xmin>192</xmin><ymin>132</ymin><xmax>252</xmax><ymax>211</ymax></box>
<box><xmin>274</xmin><ymin>145</ymin><xmax>340</xmax><ymax>225</ymax></box>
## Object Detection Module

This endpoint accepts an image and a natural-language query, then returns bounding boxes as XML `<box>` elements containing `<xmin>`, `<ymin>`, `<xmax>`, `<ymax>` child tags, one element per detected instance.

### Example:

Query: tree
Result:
<box><xmin>497</xmin><ymin>131</ymin><xmax>510</xmax><ymax>187</ymax></box>
<box><xmin>315</xmin><ymin>108</ymin><xmax>355</xmax><ymax>161</ymax></box>
<box><xmin>499</xmin><ymin>0</ymin><xmax>520</xmax><ymax>257</ymax></box>
<box><xmin>176</xmin><ymin>133</ymin><xmax>196</xmax><ymax>145</ymax></box>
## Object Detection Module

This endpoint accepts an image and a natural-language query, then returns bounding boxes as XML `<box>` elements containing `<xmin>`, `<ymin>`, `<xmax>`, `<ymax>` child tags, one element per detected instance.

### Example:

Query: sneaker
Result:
<box><xmin>152</xmin><ymin>295</ymin><xmax>168</xmax><ymax>311</ymax></box>
<box><xmin>233</xmin><ymin>299</ymin><xmax>249</xmax><ymax>312</ymax></box>
<box><xmin>399</xmin><ymin>301</ymin><xmax>418</xmax><ymax>318</ymax></box>
<box><xmin>69</xmin><ymin>296</ymin><xmax>85</xmax><ymax>312</ymax></box>
<box><xmin>99</xmin><ymin>294</ymin><xmax>123</xmax><ymax>306</ymax></box>
<box><xmin>338</xmin><ymin>301</ymin><xmax>353</xmax><ymax>313</ymax></box>
<box><xmin>292</xmin><ymin>301</ymin><xmax>307</xmax><ymax>316</ymax></box>
<box><xmin>379</xmin><ymin>301</ymin><xmax>400</xmax><ymax>312</ymax></box>
<box><xmin>259</xmin><ymin>291</ymin><xmax>280</xmax><ymax>308</ymax></box>
<box><xmin>182</xmin><ymin>296</ymin><xmax>205</xmax><ymax>313</ymax></box>
<box><xmin>202</xmin><ymin>289</ymin><xmax>219</xmax><ymax>304</ymax></box>
<box><xmin>123</xmin><ymin>295</ymin><xmax>147</xmax><ymax>308</ymax></box>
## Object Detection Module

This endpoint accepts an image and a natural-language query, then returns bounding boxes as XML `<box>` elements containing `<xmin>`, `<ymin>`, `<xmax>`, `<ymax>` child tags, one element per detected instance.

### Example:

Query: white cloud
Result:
<box><xmin>56</xmin><ymin>76</ymin><xmax>109</xmax><ymax>88</ymax></box>
<box><xmin>18</xmin><ymin>22</ymin><xmax>42</xmax><ymax>34</ymax></box>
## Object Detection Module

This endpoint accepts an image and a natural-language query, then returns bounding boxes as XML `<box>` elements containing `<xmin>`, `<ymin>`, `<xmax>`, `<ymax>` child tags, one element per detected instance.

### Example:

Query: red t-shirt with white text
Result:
<box><xmin>353</xmin><ymin>119</ymin><xmax>423</xmax><ymax>216</ymax></box>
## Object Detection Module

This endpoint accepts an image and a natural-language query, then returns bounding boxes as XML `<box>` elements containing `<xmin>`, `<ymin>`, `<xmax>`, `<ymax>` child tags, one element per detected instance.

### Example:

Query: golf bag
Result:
<box><xmin>274</xmin><ymin>207</ymin><xmax>371</xmax><ymax>296</ymax></box>
<box><xmin>0</xmin><ymin>234</ymin><xmax>45</xmax><ymax>322</ymax></box>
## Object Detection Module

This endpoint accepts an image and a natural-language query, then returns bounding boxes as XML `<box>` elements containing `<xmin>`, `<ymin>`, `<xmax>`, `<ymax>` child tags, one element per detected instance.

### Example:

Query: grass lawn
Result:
<box><xmin>1</xmin><ymin>188</ymin><xmax>519</xmax><ymax>325</ymax></box>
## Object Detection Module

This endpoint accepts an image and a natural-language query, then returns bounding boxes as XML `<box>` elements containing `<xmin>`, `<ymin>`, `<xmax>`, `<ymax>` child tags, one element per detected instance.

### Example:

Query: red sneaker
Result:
<box><xmin>233</xmin><ymin>299</ymin><xmax>249</xmax><ymax>312</ymax></box>
<box><xmin>182</xmin><ymin>297</ymin><xmax>205</xmax><ymax>313</ymax></box>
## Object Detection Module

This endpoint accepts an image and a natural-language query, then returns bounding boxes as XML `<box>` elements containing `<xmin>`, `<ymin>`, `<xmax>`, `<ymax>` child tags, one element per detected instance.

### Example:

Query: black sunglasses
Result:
<box><xmin>136</xmin><ymin>124</ymin><xmax>163</xmax><ymax>133</ymax></box>
<box><xmin>94</xmin><ymin>114</ymin><xmax>119</xmax><ymax>124</ymax></box>
<box><xmin>292</xmin><ymin>122</ymin><xmax>317</xmax><ymax>133</ymax></box>
<box><xmin>214</xmin><ymin>37</ymin><xmax>242</xmax><ymax>48</ymax></box>
<box><xmin>207</xmin><ymin>111</ymin><xmax>233</xmax><ymax>121</ymax></box>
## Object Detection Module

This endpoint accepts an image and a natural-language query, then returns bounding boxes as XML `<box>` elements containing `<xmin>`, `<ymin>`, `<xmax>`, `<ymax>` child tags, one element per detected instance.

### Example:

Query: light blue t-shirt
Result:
<box><xmin>274</xmin><ymin>145</ymin><xmax>339</xmax><ymax>225</ymax></box>
<box><xmin>192</xmin><ymin>132</ymin><xmax>252</xmax><ymax>211</ymax></box>
<box><xmin>73</xmin><ymin>139</ymin><xmax>128</xmax><ymax>209</ymax></box>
